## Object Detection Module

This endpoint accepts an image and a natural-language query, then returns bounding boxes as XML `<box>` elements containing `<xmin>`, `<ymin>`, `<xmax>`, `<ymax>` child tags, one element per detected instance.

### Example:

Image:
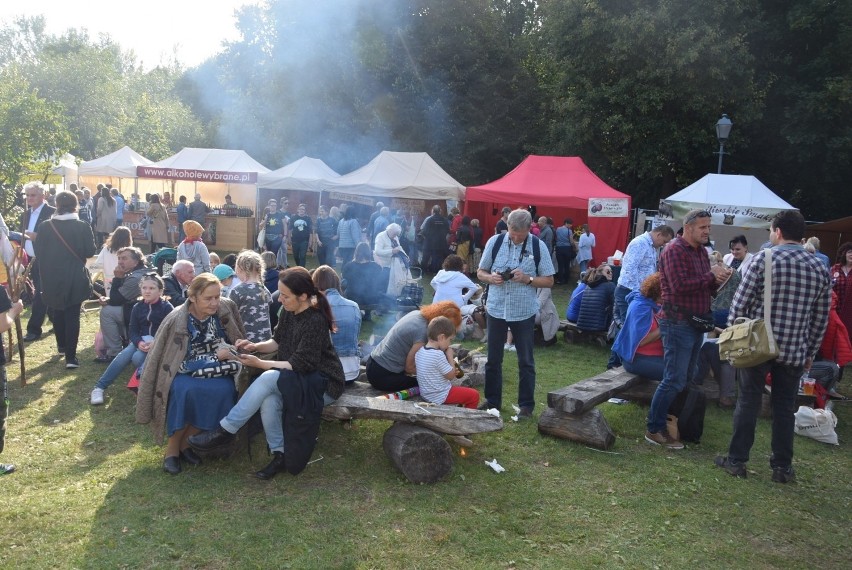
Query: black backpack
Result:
<box><xmin>668</xmin><ymin>385</ymin><xmax>706</xmax><ymax>444</ymax></box>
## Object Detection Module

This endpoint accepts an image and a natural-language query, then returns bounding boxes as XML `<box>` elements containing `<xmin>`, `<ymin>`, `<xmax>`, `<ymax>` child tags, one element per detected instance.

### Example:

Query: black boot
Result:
<box><xmin>255</xmin><ymin>452</ymin><xmax>287</xmax><ymax>480</ymax></box>
<box><xmin>188</xmin><ymin>426</ymin><xmax>235</xmax><ymax>451</ymax></box>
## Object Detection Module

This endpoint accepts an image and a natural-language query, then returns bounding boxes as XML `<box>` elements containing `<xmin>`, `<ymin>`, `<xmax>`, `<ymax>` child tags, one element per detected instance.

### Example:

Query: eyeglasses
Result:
<box><xmin>685</xmin><ymin>210</ymin><xmax>712</xmax><ymax>224</ymax></box>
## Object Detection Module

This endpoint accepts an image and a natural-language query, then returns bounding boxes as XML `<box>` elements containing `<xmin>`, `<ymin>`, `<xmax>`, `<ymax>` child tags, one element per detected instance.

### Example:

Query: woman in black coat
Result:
<box><xmin>34</xmin><ymin>191</ymin><xmax>97</xmax><ymax>368</ymax></box>
<box><xmin>576</xmin><ymin>264</ymin><xmax>616</xmax><ymax>333</ymax></box>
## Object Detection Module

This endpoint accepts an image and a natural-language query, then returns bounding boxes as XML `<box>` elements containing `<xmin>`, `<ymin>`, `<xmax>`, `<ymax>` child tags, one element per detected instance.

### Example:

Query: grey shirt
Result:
<box><xmin>369</xmin><ymin>311</ymin><xmax>428</xmax><ymax>372</ymax></box>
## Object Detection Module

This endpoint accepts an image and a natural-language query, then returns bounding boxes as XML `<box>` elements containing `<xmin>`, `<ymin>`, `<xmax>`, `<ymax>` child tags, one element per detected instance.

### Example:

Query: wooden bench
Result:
<box><xmin>558</xmin><ymin>319</ymin><xmax>608</xmax><ymax>347</ymax></box>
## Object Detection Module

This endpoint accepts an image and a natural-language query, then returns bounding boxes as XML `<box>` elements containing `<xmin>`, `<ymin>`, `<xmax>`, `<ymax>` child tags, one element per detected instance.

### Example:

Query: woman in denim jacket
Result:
<box><xmin>313</xmin><ymin>265</ymin><xmax>362</xmax><ymax>384</ymax></box>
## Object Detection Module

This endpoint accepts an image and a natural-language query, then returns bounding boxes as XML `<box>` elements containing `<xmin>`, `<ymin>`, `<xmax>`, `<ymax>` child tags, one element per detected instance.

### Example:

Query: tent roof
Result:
<box><xmin>78</xmin><ymin>146</ymin><xmax>152</xmax><ymax>178</ymax></box>
<box><xmin>465</xmin><ymin>155</ymin><xmax>628</xmax><ymax>208</ymax></box>
<box><xmin>151</xmin><ymin>148</ymin><xmax>270</xmax><ymax>173</ymax></box>
<box><xmin>257</xmin><ymin>157</ymin><xmax>340</xmax><ymax>192</ymax></box>
<box><xmin>51</xmin><ymin>153</ymin><xmax>77</xmax><ymax>176</ymax></box>
<box><xmin>807</xmin><ymin>216</ymin><xmax>852</xmax><ymax>233</ymax></box>
<box><xmin>666</xmin><ymin>174</ymin><xmax>795</xmax><ymax>209</ymax></box>
<box><xmin>322</xmin><ymin>151</ymin><xmax>465</xmax><ymax>200</ymax></box>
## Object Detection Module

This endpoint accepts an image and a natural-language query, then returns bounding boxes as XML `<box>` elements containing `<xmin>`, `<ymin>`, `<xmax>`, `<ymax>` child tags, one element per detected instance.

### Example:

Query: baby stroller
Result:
<box><xmin>396</xmin><ymin>267</ymin><xmax>423</xmax><ymax>314</ymax></box>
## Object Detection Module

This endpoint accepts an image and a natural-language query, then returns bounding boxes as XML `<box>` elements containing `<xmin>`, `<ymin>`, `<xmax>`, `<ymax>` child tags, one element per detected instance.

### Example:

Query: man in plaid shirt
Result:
<box><xmin>646</xmin><ymin>210</ymin><xmax>731</xmax><ymax>449</ymax></box>
<box><xmin>715</xmin><ymin>210</ymin><xmax>830</xmax><ymax>483</ymax></box>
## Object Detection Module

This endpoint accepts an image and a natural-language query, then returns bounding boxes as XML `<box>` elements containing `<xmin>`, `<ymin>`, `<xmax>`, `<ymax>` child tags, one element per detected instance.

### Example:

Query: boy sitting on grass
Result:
<box><xmin>415</xmin><ymin>316</ymin><xmax>480</xmax><ymax>409</ymax></box>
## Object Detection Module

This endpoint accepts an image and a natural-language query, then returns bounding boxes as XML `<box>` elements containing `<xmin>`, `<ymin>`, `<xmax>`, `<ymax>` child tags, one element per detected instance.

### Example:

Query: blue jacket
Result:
<box><xmin>576</xmin><ymin>277</ymin><xmax>615</xmax><ymax>332</ymax></box>
<box><xmin>612</xmin><ymin>290</ymin><xmax>658</xmax><ymax>363</ymax></box>
<box><xmin>326</xmin><ymin>288</ymin><xmax>361</xmax><ymax>357</ymax></box>
<box><xmin>129</xmin><ymin>298</ymin><xmax>174</xmax><ymax>347</ymax></box>
<box><xmin>566</xmin><ymin>283</ymin><xmax>586</xmax><ymax>322</ymax></box>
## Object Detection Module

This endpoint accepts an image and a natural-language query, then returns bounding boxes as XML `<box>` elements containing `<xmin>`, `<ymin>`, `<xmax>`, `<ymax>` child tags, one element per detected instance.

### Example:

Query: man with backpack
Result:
<box><xmin>477</xmin><ymin>209</ymin><xmax>555</xmax><ymax>419</ymax></box>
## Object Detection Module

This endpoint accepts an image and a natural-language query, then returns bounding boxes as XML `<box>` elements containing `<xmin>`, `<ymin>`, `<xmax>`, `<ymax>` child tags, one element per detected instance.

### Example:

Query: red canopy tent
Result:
<box><xmin>464</xmin><ymin>156</ymin><xmax>631</xmax><ymax>265</ymax></box>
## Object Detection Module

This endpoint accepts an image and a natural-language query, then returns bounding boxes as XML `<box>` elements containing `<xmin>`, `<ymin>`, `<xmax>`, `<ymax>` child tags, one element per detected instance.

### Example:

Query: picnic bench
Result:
<box><xmin>558</xmin><ymin>319</ymin><xmax>609</xmax><ymax>347</ymax></box>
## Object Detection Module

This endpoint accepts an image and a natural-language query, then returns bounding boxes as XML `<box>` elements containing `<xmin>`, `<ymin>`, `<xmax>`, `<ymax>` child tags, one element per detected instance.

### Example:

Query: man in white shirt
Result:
<box><xmin>21</xmin><ymin>182</ymin><xmax>56</xmax><ymax>342</ymax></box>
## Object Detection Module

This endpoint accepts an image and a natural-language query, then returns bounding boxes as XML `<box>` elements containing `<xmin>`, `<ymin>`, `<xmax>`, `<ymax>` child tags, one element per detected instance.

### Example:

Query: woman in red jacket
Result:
<box><xmin>830</xmin><ymin>242</ymin><xmax>852</xmax><ymax>346</ymax></box>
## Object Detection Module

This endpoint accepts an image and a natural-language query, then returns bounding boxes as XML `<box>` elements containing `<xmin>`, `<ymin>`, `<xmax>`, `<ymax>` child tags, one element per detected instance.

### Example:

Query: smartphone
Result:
<box><xmin>227</xmin><ymin>347</ymin><xmax>240</xmax><ymax>357</ymax></box>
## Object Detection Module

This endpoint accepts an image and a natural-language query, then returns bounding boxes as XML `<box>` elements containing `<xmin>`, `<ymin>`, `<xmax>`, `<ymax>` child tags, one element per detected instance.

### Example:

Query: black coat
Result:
<box><xmin>20</xmin><ymin>203</ymin><xmax>56</xmax><ymax>246</ymax></box>
<box><xmin>33</xmin><ymin>217</ymin><xmax>96</xmax><ymax>309</ymax></box>
<box><xmin>162</xmin><ymin>273</ymin><xmax>187</xmax><ymax>306</ymax></box>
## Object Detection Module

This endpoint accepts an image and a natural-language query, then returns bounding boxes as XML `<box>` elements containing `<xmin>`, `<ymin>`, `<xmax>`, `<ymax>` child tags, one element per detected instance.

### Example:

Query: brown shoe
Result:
<box><xmin>718</xmin><ymin>396</ymin><xmax>736</xmax><ymax>409</ymax></box>
<box><xmin>645</xmin><ymin>429</ymin><xmax>685</xmax><ymax>450</ymax></box>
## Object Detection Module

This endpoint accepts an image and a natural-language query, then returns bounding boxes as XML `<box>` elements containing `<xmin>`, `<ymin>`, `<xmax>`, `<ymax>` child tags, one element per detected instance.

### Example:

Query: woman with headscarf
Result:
<box><xmin>176</xmin><ymin>220</ymin><xmax>211</xmax><ymax>276</ymax></box>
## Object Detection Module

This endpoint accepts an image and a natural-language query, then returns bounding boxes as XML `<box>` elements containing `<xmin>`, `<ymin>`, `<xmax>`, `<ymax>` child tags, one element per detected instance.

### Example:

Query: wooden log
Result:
<box><xmin>537</xmin><ymin>407</ymin><xmax>616</xmax><ymax>450</ymax></box>
<box><xmin>547</xmin><ymin>368</ymin><xmax>645</xmax><ymax>416</ymax></box>
<box><xmin>618</xmin><ymin>379</ymin><xmax>659</xmax><ymax>404</ymax></box>
<box><xmin>382</xmin><ymin>422</ymin><xmax>453</xmax><ymax>483</ymax></box>
<box><xmin>323</xmin><ymin>393</ymin><xmax>503</xmax><ymax>435</ymax></box>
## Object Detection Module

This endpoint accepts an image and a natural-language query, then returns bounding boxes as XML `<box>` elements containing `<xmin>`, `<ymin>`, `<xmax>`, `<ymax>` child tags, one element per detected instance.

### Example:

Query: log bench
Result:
<box><xmin>558</xmin><ymin>320</ymin><xmax>609</xmax><ymax>347</ymax></box>
<box><xmin>323</xmin><ymin>381</ymin><xmax>502</xmax><ymax>483</ymax></box>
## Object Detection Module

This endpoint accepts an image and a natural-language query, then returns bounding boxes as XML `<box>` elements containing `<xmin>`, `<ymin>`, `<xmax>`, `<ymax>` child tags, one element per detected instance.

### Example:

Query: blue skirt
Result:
<box><xmin>166</xmin><ymin>374</ymin><xmax>237</xmax><ymax>437</ymax></box>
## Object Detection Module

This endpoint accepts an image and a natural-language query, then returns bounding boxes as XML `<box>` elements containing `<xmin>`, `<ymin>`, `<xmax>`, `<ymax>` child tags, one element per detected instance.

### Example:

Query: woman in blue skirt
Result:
<box><xmin>136</xmin><ymin>272</ymin><xmax>246</xmax><ymax>475</ymax></box>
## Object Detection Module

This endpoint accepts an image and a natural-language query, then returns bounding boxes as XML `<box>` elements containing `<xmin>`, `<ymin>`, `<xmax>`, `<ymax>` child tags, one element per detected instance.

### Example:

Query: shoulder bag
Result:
<box><xmin>718</xmin><ymin>248</ymin><xmax>778</xmax><ymax>368</ymax></box>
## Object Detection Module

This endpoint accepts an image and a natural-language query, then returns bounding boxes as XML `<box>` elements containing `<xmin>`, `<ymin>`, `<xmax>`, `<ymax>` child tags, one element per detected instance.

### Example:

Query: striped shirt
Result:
<box><xmin>728</xmin><ymin>245</ymin><xmax>831</xmax><ymax>366</ymax></box>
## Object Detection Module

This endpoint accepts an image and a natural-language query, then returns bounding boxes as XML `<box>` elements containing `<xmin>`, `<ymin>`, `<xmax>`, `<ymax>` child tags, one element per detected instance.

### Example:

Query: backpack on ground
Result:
<box><xmin>668</xmin><ymin>385</ymin><xmax>706</xmax><ymax>444</ymax></box>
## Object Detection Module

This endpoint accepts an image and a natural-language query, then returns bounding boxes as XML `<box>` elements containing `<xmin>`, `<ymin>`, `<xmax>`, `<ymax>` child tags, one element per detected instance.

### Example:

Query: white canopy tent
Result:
<box><xmin>322</xmin><ymin>151</ymin><xmax>465</xmax><ymax>201</ymax></box>
<box><xmin>51</xmin><ymin>153</ymin><xmax>78</xmax><ymax>188</ymax></box>
<box><xmin>78</xmin><ymin>146</ymin><xmax>158</xmax><ymax>197</ymax></box>
<box><xmin>658</xmin><ymin>173</ymin><xmax>797</xmax><ymax>251</ymax></box>
<box><xmin>257</xmin><ymin>156</ymin><xmax>340</xmax><ymax>192</ymax></box>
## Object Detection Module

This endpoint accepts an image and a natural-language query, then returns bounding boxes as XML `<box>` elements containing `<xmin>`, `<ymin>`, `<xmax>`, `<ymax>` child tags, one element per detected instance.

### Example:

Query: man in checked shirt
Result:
<box><xmin>646</xmin><ymin>209</ymin><xmax>731</xmax><ymax>449</ymax></box>
<box><xmin>715</xmin><ymin>210</ymin><xmax>830</xmax><ymax>483</ymax></box>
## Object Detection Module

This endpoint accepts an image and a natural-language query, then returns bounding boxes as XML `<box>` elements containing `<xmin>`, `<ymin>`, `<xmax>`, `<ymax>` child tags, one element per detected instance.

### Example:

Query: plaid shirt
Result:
<box><xmin>729</xmin><ymin>245</ymin><xmax>831</xmax><ymax>366</ymax></box>
<box><xmin>480</xmin><ymin>233</ymin><xmax>555</xmax><ymax>322</ymax></box>
<box><xmin>659</xmin><ymin>236</ymin><xmax>716</xmax><ymax>318</ymax></box>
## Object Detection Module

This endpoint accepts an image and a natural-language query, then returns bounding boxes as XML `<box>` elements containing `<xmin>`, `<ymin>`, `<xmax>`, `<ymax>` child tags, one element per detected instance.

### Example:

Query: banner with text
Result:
<box><xmin>658</xmin><ymin>200</ymin><xmax>791</xmax><ymax>229</ymax></box>
<box><xmin>588</xmin><ymin>197</ymin><xmax>629</xmax><ymax>217</ymax></box>
<box><xmin>328</xmin><ymin>192</ymin><xmax>375</xmax><ymax>206</ymax></box>
<box><xmin>137</xmin><ymin>166</ymin><xmax>257</xmax><ymax>184</ymax></box>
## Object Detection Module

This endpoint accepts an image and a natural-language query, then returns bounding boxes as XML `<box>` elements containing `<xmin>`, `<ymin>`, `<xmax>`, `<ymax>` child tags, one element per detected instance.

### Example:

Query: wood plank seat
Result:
<box><xmin>559</xmin><ymin>319</ymin><xmax>609</xmax><ymax>347</ymax></box>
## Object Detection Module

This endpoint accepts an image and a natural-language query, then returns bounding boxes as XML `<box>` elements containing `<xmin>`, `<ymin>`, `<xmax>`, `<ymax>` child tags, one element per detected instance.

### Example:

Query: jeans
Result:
<box><xmin>614</xmin><ymin>285</ymin><xmax>631</xmax><ymax>326</ymax></box>
<box><xmin>728</xmin><ymin>361</ymin><xmax>801</xmax><ymax>468</ymax></box>
<box><xmin>622</xmin><ymin>353</ymin><xmax>664</xmax><ymax>381</ymax></box>
<box><xmin>647</xmin><ymin>318</ymin><xmax>704</xmax><ymax>433</ymax></box>
<box><xmin>579</xmin><ymin>260</ymin><xmax>589</xmax><ymax>274</ymax></box>
<box><xmin>265</xmin><ymin>235</ymin><xmax>283</xmax><ymax>256</ymax></box>
<box><xmin>292</xmin><ymin>240</ymin><xmax>308</xmax><ymax>267</ymax></box>
<box><xmin>317</xmin><ymin>241</ymin><xmax>335</xmax><ymax>268</ymax></box>
<box><xmin>485</xmin><ymin>314</ymin><xmax>536</xmax><ymax>410</ymax></box>
<box><xmin>95</xmin><ymin>342</ymin><xmax>147</xmax><ymax>390</ymax></box>
<box><xmin>52</xmin><ymin>303</ymin><xmax>82</xmax><ymax>362</ymax></box>
<box><xmin>337</xmin><ymin>247</ymin><xmax>355</xmax><ymax>266</ymax></box>
<box><xmin>697</xmin><ymin>339</ymin><xmax>736</xmax><ymax>398</ymax></box>
<box><xmin>555</xmin><ymin>246</ymin><xmax>574</xmax><ymax>284</ymax></box>
<box><xmin>221</xmin><ymin>370</ymin><xmax>285</xmax><ymax>453</ymax></box>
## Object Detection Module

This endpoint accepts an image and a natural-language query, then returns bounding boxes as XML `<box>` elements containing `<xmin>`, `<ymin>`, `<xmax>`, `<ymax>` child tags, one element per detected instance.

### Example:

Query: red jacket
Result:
<box><xmin>820</xmin><ymin>291</ymin><xmax>852</xmax><ymax>366</ymax></box>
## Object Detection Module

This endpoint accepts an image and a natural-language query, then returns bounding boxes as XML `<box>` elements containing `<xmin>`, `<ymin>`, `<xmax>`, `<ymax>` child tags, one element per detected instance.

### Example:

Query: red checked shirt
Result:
<box><xmin>659</xmin><ymin>236</ymin><xmax>717</xmax><ymax>319</ymax></box>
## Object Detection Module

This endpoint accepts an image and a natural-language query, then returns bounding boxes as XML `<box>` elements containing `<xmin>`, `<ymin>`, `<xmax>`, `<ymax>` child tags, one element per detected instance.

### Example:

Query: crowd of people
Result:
<box><xmin>4</xmin><ymin>183</ymin><xmax>849</xmax><ymax>487</ymax></box>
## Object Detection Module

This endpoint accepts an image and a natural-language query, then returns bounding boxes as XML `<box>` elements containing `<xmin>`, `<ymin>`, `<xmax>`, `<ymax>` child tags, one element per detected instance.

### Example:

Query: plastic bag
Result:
<box><xmin>94</xmin><ymin>329</ymin><xmax>107</xmax><ymax>360</ymax></box>
<box><xmin>794</xmin><ymin>405</ymin><xmax>838</xmax><ymax>445</ymax></box>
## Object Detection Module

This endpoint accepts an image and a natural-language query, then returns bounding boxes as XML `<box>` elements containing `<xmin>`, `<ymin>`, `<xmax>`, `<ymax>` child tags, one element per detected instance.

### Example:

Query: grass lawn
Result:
<box><xmin>1</xmin><ymin>272</ymin><xmax>850</xmax><ymax>569</ymax></box>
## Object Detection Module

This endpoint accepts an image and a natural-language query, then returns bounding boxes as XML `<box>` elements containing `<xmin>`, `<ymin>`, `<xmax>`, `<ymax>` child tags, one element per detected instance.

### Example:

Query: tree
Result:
<box><xmin>0</xmin><ymin>66</ymin><xmax>72</xmax><ymax>214</ymax></box>
<box><xmin>537</xmin><ymin>0</ymin><xmax>766</xmax><ymax>208</ymax></box>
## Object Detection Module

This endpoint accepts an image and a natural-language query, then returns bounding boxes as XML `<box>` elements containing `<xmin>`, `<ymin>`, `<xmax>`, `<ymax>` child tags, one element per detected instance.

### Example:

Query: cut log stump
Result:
<box><xmin>382</xmin><ymin>422</ymin><xmax>453</xmax><ymax>483</ymax></box>
<box><xmin>537</xmin><ymin>407</ymin><xmax>616</xmax><ymax>450</ymax></box>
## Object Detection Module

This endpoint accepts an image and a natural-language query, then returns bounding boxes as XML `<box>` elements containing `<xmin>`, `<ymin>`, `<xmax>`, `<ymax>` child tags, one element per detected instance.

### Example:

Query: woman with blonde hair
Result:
<box><xmin>229</xmin><ymin>250</ymin><xmax>272</xmax><ymax>342</ymax></box>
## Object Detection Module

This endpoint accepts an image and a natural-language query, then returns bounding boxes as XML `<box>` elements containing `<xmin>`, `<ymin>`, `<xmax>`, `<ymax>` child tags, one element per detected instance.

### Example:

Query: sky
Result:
<box><xmin>0</xmin><ymin>0</ymin><xmax>261</xmax><ymax>69</ymax></box>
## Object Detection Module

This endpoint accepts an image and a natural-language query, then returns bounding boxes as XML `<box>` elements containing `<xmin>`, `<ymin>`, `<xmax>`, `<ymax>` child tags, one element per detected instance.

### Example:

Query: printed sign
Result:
<box><xmin>657</xmin><ymin>200</ymin><xmax>794</xmax><ymax>229</ymax></box>
<box><xmin>328</xmin><ymin>192</ymin><xmax>375</xmax><ymax>206</ymax></box>
<box><xmin>588</xmin><ymin>198</ymin><xmax>629</xmax><ymax>217</ymax></box>
<box><xmin>137</xmin><ymin>166</ymin><xmax>257</xmax><ymax>184</ymax></box>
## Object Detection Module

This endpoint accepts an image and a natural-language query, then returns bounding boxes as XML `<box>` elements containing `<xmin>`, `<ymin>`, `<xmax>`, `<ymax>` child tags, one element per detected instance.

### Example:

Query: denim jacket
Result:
<box><xmin>326</xmin><ymin>288</ymin><xmax>361</xmax><ymax>357</ymax></box>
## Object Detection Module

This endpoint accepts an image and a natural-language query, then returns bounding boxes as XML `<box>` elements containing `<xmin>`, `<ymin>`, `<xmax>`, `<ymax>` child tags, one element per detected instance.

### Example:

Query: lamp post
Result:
<box><xmin>715</xmin><ymin>114</ymin><xmax>733</xmax><ymax>174</ymax></box>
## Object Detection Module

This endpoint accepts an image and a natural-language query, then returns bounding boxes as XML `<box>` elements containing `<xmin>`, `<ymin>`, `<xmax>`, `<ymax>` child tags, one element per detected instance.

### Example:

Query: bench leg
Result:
<box><xmin>382</xmin><ymin>422</ymin><xmax>453</xmax><ymax>483</ymax></box>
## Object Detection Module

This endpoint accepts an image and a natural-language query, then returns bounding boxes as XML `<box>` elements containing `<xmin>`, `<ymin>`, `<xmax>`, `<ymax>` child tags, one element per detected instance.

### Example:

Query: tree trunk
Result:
<box><xmin>537</xmin><ymin>407</ymin><xmax>616</xmax><ymax>450</ymax></box>
<box><xmin>382</xmin><ymin>422</ymin><xmax>453</xmax><ymax>484</ymax></box>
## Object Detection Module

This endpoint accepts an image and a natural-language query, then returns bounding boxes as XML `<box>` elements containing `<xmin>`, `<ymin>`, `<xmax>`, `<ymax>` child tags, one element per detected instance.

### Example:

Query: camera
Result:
<box><xmin>499</xmin><ymin>268</ymin><xmax>514</xmax><ymax>281</ymax></box>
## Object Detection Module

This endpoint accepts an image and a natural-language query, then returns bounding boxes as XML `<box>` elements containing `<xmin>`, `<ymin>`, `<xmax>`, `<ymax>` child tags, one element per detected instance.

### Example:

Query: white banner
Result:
<box><xmin>658</xmin><ymin>200</ymin><xmax>789</xmax><ymax>228</ymax></box>
<box><xmin>328</xmin><ymin>192</ymin><xmax>375</xmax><ymax>206</ymax></box>
<box><xmin>589</xmin><ymin>198</ymin><xmax>629</xmax><ymax>217</ymax></box>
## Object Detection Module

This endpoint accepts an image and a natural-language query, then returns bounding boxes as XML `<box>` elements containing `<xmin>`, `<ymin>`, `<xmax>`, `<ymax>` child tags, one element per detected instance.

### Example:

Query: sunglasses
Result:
<box><xmin>685</xmin><ymin>210</ymin><xmax>712</xmax><ymax>224</ymax></box>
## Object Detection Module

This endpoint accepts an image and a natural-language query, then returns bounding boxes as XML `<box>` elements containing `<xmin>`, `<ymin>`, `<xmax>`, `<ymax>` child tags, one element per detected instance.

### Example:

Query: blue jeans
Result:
<box><xmin>292</xmin><ymin>240</ymin><xmax>308</xmax><ymax>267</ymax></box>
<box><xmin>485</xmin><ymin>314</ymin><xmax>536</xmax><ymax>410</ymax></box>
<box><xmin>221</xmin><ymin>370</ymin><xmax>285</xmax><ymax>453</ymax></box>
<box><xmin>647</xmin><ymin>318</ymin><xmax>704</xmax><ymax>433</ymax></box>
<box><xmin>622</xmin><ymin>353</ymin><xmax>664</xmax><ymax>381</ymax></box>
<box><xmin>607</xmin><ymin>285</ymin><xmax>632</xmax><ymax>368</ymax></box>
<box><xmin>579</xmin><ymin>260</ymin><xmax>589</xmax><ymax>274</ymax></box>
<box><xmin>95</xmin><ymin>342</ymin><xmax>147</xmax><ymax>390</ymax></box>
<box><xmin>697</xmin><ymin>339</ymin><xmax>737</xmax><ymax>398</ymax></box>
<box><xmin>728</xmin><ymin>361</ymin><xmax>801</xmax><ymax>468</ymax></box>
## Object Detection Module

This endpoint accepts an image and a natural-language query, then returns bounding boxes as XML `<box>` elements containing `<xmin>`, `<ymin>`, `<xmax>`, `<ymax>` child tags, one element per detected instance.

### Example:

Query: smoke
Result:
<box><xmin>184</xmin><ymin>0</ymin><xmax>448</xmax><ymax>174</ymax></box>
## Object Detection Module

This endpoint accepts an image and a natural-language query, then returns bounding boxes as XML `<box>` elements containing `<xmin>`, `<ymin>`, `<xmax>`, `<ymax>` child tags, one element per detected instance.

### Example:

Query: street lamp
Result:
<box><xmin>715</xmin><ymin>114</ymin><xmax>733</xmax><ymax>174</ymax></box>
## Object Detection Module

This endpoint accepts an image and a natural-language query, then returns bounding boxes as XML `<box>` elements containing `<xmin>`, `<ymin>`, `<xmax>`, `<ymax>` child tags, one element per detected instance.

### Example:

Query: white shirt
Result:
<box><xmin>25</xmin><ymin>203</ymin><xmax>45</xmax><ymax>257</ymax></box>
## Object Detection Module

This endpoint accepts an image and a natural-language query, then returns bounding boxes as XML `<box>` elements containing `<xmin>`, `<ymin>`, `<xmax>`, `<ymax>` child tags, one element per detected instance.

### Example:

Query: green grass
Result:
<box><xmin>1</xmin><ymin>275</ymin><xmax>850</xmax><ymax>569</ymax></box>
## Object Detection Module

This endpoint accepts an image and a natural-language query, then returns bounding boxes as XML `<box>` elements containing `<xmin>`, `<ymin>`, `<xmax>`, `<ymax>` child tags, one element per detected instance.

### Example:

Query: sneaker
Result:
<box><xmin>90</xmin><ymin>388</ymin><xmax>105</xmax><ymax>405</ymax></box>
<box><xmin>714</xmin><ymin>455</ymin><xmax>747</xmax><ymax>478</ymax></box>
<box><xmin>58</xmin><ymin>347</ymin><xmax>66</xmax><ymax>357</ymax></box>
<box><xmin>66</xmin><ymin>358</ymin><xmax>79</xmax><ymax>369</ymax></box>
<box><xmin>504</xmin><ymin>343</ymin><xmax>516</xmax><ymax>352</ymax></box>
<box><xmin>644</xmin><ymin>429</ymin><xmax>685</xmax><ymax>450</ymax></box>
<box><xmin>477</xmin><ymin>400</ymin><xmax>498</xmax><ymax>411</ymax></box>
<box><xmin>517</xmin><ymin>406</ymin><xmax>533</xmax><ymax>420</ymax></box>
<box><xmin>771</xmin><ymin>466</ymin><xmax>796</xmax><ymax>484</ymax></box>
<box><xmin>718</xmin><ymin>396</ymin><xmax>736</xmax><ymax>410</ymax></box>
